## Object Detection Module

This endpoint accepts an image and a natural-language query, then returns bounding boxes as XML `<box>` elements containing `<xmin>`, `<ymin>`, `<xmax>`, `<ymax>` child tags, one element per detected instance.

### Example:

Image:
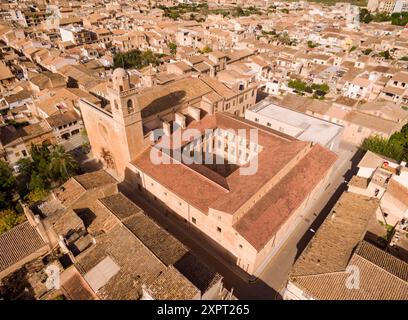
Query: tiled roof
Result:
<box><xmin>133</xmin><ymin>113</ymin><xmax>311</xmax><ymax>215</ymax></box>
<box><xmin>99</xmin><ymin>193</ymin><xmax>143</xmax><ymax>221</ymax></box>
<box><xmin>234</xmin><ymin>144</ymin><xmax>337</xmax><ymax>251</ymax></box>
<box><xmin>98</xmin><ymin>192</ymin><xmax>221</xmax><ymax>293</ymax></box>
<box><xmin>46</xmin><ymin>110</ymin><xmax>81</xmax><ymax>128</ymax></box>
<box><xmin>146</xmin><ymin>266</ymin><xmax>200</xmax><ymax>300</ymax></box>
<box><xmin>0</xmin><ymin>221</ymin><xmax>47</xmax><ymax>273</ymax></box>
<box><xmin>0</xmin><ymin>121</ymin><xmax>52</xmax><ymax>146</ymax></box>
<box><xmin>348</xmin><ymin>175</ymin><xmax>369</xmax><ymax>189</ymax></box>
<box><xmin>173</xmin><ymin>252</ymin><xmax>223</xmax><ymax>293</ymax></box>
<box><xmin>356</xmin><ymin>241</ymin><xmax>408</xmax><ymax>282</ymax></box>
<box><xmin>293</xmin><ymin>253</ymin><xmax>408</xmax><ymax>300</ymax></box>
<box><xmin>0</xmin><ymin>61</ymin><xmax>14</xmax><ymax>81</ymax></box>
<box><xmin>291</xmin><ymin>192</ymin><xmax>379</xmax><ymax>277</ymax></box>
<box><xmin>123</xmin><ymin>214</ymin><xmax>188</xmax><ymax>266</ymax></box>
<box><xmin>53</xmin><ymin>178</ymin><xmax>85</xmax><ymax>208</ymax></box>
<box><xmin>61</xmin><ymin>267</ymin><xmax>96</xmax><ymax>300</ymax></box>
<box><xmin>344</xmin><ymin>111</ymin><xmax>399</xmax><ymax>135</ymax></box>
<box><xmin>138</xmin><ymin>77</ymin><xmax>213</xmax><ymax>118</ymax></box>
<box><xmin>74</xmin><ymin>170</ymin><xmax>116</xmax><ymax>190</ymax></box>
<box><xmin>100</xmin><ymin>193</ymin><xmax>189</xmax><ymax>266</ymax></box>
<box><xmin>75</xmin><ymin>225</ymin><xmax>165</xmax><ymax>300</ymax></box>
<box><xmin>387</xmin><ymin>179</ymin><xmax>408</xmax><ymax>207</ymax></box>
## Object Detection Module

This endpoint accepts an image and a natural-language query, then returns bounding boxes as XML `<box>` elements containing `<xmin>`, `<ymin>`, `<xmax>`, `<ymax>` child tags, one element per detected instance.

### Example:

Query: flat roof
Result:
<box><xmin>248</xmin><ymin>101</ymin><xmax>343</xmax><ymax>147</ymax></box>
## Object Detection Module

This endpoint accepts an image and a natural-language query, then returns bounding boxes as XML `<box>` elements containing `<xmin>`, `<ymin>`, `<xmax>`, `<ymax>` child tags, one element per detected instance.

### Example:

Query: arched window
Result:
<box><xmin>127</xmin><ymin>99</ymin><xmax>134</xmax><ymax>113</ymax></box>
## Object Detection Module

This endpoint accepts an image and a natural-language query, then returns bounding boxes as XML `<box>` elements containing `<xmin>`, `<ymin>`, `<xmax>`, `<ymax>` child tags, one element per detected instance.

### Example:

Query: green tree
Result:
<box><xmin>200</xmin><ymin>45</ymin><xmax>212</xmax><ymax>54</ymax></box>
<box><xmin>25</xmin><ymin>188</ymin><xmax>49</xmax><ymax>204</ymax></box>
<box><xmin>277</xmin><ymin>32</ymin><xmax>297</xmax><ymax>46</ymax></box>
<box><xmin>379</xmin><ymin>50</ymin><xmax>392</xmax><ymax>60</ymax></box>
<box><xmin>168</xmin><ymin>42</ymin><xmax>177</xmax><ymax>55</ymax></box>
<box><xmin>288</xmin><ymin>79</ymin><xmax>308</xmax><ymax>92</ymax></box>
<box><xmin>235</xmin><ymin>6</ymin><xmax>245</xmax><ymax>17</ymax></box>
<box><xmin>361</xmin><ymin>135</ymin><xmax>405</xmax><ymax>162</ymax></box>
<box><xmin>30</xmin><ymin>144</ymin><xmax>51</xmax><ymax>174</ymax></box>
<box><xmin>0</xmin><ymin>161</ymin><xmax>15</xmax><ymax>210</ymax></box>
<box><xmin>313</xmin><ymin>90</ymin><xmax>327</xmax><ymax>99</ymax></box>
<box><xmin>304</xmin><ymin>86</ymin><xmax>314</xmax><ymax>94</ymax></box>
<box><xmin>363</xmin><ymin>14</ymin><xmax>373</xmax><ymax>23</ymax></box>
<box><xmin>0</xmin><ymin>161</ymin><xmax>15</xmax><ymax>190</ymax></box>
<box><xmin>360</xmin><ymin>9</ymin><xmax>373</xmax><ymax>24</ymax></box>
<box><xmin>373</xmin><ymin>12</ymin><xmax>390</xmax><ymax>23</ymax></box>
<box><xmin>362</xmin><ymin>48</ymin><xmax>373</xmax><ymax>55</ymax></box>
<box><xmin>311</xmin><ymin>83</ymin><xmax>330</xmax><ymax>94</ymax></box>
<box><xmin>48</xmin><ymin>146</ymin><xmax>78</xmax><ymax>183</ymax></box>
<box><xmin>113</xmin><ymin>49</ymin><xmax>161</xmax><ymax>69</ymax></box>
<box><xmin>390</xmin><ymin>12</ymin><xmax>408</xmax><ymax>25</ymax></box>
<box><xmin>307</xmin><ymin>40</ymin><xmax>317</xmax><ymax>48</ymax></box>
<box><xmin>0</xmin><ymin>209</ymin><xmax>24</xmax><ymax>234</ymax></box>
<box><xmin>16</xmin><ymin>158</ymin><xmax>34</xmax><ymax>177</ymax></box>
<box><xmin>28</xmin><ymin>172</ymin><xmax>48</xmax><ymax>192</ymax></box>
<box><xmin>16</xmin><ymin>143</ymin><xmax>79</xmax><ymax>200</ymax></box>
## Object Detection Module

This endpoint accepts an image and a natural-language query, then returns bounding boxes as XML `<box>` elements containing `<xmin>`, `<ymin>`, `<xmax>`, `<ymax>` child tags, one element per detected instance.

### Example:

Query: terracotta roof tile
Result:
<box><xmin>0</xmin><ymin>221</ymin><xmax>47</xmax><ymax>273</ymax></box>
<box><xmin>235</xmin><ymin>144</ymin><xmax>337</xmax><ymax>251</ymax></box>
<box><xmin>146</xmin><ymin>266</ymin><xmax>200</xmax><ymax>300</ymax></box>
<box><xmin>291</xmin><ymin>192</ymin><xmax>379</xmax><ymax>277</ymax></box>
<box><xmin>293</xmin><ymin>253</ymin><xmax>408</xmax><ymax>300</ymax></box>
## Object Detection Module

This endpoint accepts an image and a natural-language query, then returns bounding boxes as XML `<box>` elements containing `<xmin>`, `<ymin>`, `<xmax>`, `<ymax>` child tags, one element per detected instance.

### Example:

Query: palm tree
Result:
<box><xmin>48</xmin><ymin>146</ymin><xmax>78</xmax><ymax>183</ymax></box>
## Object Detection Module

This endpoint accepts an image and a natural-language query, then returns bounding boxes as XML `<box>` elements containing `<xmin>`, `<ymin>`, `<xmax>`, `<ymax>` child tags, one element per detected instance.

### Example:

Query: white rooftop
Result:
<box><xmin>248</xmin><ymin>100</ymin><xmax>343</xmax><ymax>147</ymax></box>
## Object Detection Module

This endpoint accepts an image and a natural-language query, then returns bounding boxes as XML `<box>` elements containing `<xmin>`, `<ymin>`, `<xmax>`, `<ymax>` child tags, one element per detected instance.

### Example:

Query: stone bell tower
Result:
<box><xmin>102</xmin><ymin>68</ymin><xmax>145</xmax><ymax>177</ymax></box>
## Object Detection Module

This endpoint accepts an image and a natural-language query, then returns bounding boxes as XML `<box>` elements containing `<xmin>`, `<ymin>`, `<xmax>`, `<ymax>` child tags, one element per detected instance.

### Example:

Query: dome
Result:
<box><xmin>112</xmin><ymin>68</ymin><xmax>127</xmax><ymax>79</ymax></box>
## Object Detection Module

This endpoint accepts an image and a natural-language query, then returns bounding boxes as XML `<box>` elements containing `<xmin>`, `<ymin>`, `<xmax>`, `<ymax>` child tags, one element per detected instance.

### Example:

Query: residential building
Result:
<box><xmin>59</xmin><ymin>26</ymin><xmax>95</xmax><ymax>46</ymax></box>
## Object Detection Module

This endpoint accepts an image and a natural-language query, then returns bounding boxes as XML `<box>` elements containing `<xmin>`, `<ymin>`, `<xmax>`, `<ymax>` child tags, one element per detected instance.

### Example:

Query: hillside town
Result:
<box><xmin>0</xmin><ymin>0</ymin><xmax>407</xmax><ymax>301</ymax></box>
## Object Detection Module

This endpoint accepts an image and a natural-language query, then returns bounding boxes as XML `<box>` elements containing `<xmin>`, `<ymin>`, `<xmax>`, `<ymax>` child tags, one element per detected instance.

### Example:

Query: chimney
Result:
<box><xmin>188</xmin><ymin>106</ymin><xmax>201</xmax><ymax>121</ymax></box>
<box><xmin>163</xmin><ymin>121</ymin><xmax>171</xmax><ymax>136</ymax></box>
<box><xmin>175</xmin><ymin>112</ymin><xmax>186</xmax><ymax>129</ymax></box>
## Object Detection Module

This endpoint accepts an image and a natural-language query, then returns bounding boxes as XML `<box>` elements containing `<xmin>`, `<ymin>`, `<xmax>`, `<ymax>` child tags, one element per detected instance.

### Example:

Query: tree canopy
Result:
<box><xmin>288</xmin><ymin>80</ymin><xmax>330</xmax><ymax>99</ymax></box>
<box><xmin>361</xmin><ymin>123</ymin><xmax>408</xmax><ymax>162</ymax></box>
<box><xmin>113</xmin><ymin>49</ymin><xmax>162</xmax><ymax>69</ymax></box>
<box><xmin>0</xmin><ymin>143</ymin><xmax>79</xmax><ymax>235</ymax></box>
<box><xmin>0</xmin><ymin>209</ymin><xmax>25</xmax><ymax>234</ymax></box>
<box><xmin>360</xmin><ymin>9</ymin><xmax>408</xmax><ymax>26</ymax></box>
<box><xmin>0</xmin><ymin>161</ymin><xmax>16</xmax><ymax>210</ymax></box>
<box><xmin>168</xmin><ymin>42</ymin><xmax>177</xmax><ymax>56</ymax></box>
<box><xmin>17</xmin><ymin>143</ymin><xmax>79</xmax><ymax>205</ymax></box>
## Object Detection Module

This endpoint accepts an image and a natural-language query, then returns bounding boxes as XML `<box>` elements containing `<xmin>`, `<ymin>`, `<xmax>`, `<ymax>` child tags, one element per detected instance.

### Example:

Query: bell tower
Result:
<box><xmin>105</xmin><ymin>68</ymin><xmax>146</xmax><ymax>173</ymax></box>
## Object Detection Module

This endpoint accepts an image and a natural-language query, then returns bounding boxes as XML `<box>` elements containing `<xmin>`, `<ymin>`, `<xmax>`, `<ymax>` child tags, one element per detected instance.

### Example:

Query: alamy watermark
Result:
<box><xmin>45</xmin><ymin>265</ymin><xmax>60</xmax><ymax>290</ymax></box>
<box><xmin>149</xmin><ymin>125</ymin><xmax>260</xmax><ymax>176</ymax></box>
<box><xmin>345</xmin><ymin>265</ymin><xmax>360</xmax><ymax>290</ymax></box>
